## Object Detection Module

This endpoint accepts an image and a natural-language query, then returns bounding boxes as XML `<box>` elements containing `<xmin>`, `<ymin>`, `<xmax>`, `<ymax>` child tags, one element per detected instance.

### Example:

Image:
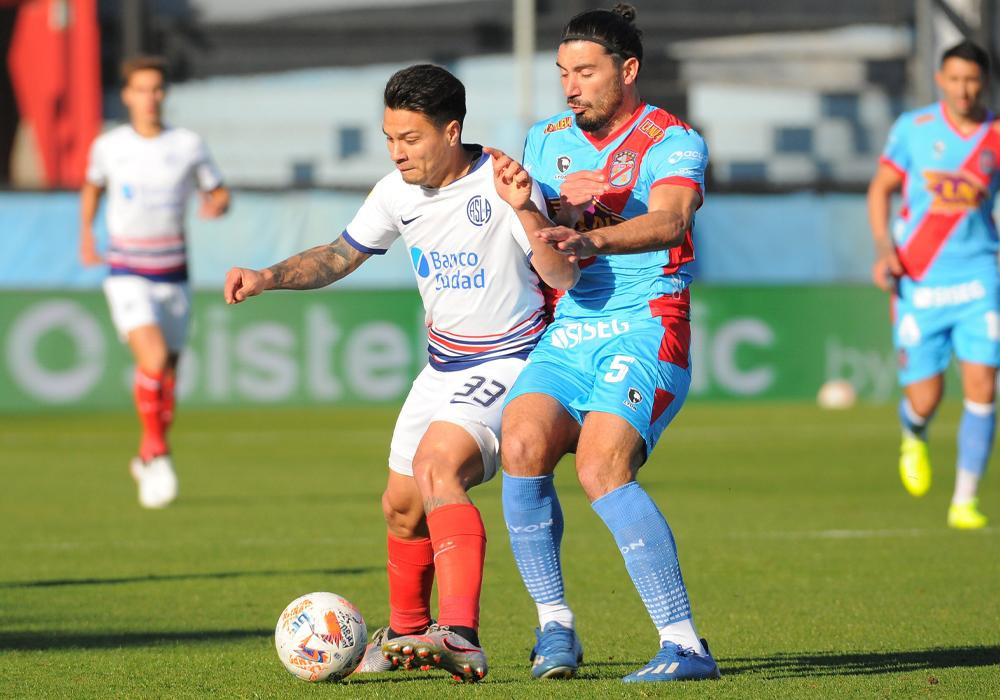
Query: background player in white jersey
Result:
<box><xmin>223</xmin><ymin>64</ymin><xmax>575</xmax><ymax>682</ymax></box>
<box><xmin>80</xmin><ymin>56</ymin><xmax>230</xmax><ymax>509</ymax></box>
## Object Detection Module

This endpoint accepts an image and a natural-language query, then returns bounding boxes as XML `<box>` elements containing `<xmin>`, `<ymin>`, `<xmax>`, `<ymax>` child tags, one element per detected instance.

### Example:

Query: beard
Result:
<box><xmin>571</xmin><ymin>78</ymin><xmax>624</xmax><ymax>133</ymax></box>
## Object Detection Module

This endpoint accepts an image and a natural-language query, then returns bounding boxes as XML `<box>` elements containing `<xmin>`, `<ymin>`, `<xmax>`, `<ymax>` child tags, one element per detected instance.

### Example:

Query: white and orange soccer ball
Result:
<box><xmin>274</xmin><ymin>592</ymin><xmax>367</xmax><ymax>682</ymax></box>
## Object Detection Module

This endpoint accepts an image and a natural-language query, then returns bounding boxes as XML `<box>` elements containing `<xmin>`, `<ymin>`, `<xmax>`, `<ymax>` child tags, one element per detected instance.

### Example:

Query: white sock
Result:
<box><xmin>537</xmin><ymin>601</ymin><xmax>575</xmax><ymax>630</ymax></box>
<box><xmin>952</xmin><ymin>467</ymin><xmax>980</xmax><ymax>505</ymax></box>
<box><xmin>658</xmin><ymin>618</ymin><xmax>706</xmax><ymax>655</ymax></box>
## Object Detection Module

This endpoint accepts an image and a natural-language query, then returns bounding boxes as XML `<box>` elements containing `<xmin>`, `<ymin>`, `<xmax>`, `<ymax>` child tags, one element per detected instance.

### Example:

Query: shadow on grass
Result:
<box><xmin>723</xmin><ymin>646</ymin><xmax>1000</xmax><ymax>679</ymax></box>
<box><xmin>0</xmin><ymin>628</ymin><xmax>271</xmax><ymax>651</ymax></box>
<box><xmin>0</xmin><ymin>566</ymin><xmax>379</xmax><ymax>589</ymax></box>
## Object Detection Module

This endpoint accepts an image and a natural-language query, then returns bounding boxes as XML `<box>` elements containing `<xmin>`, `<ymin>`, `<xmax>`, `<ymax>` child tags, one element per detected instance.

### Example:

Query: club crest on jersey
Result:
<box><xmin>638</xmin><ymin>118</ymin><xmax>665</xmax><ymax>142</ymax></box>
<box><xmin>557</xmin><ymin>155</ymin><xmax>572</xmax><ymax>173</ymax></box>
<box><xmin>467</xmin><ymin>195</ymin><xmax>492</xmax><ymax>226</ymax></box>
<box><xmin>608</xmin><ymin>149</ymin><xmax>638</xmax><ymax>187</ymax></box>
<box><xmin>544</xmin><ymin>117</ymin><xmax>572</xmax><ymax>134</ymax></box>
<box><xmin>923</xmin><ymin>171</ymin><xmax>985</xmax><ymax>209</ymax></box>
<box><xmin>933</xmin><ymin>140</ymin><xmax>946</xmax><ymax>158</ymax></box>
<box><xmin>980</xmin><ymin>149</ymin><xmax>996</xmax><ymax>175</ymax></box>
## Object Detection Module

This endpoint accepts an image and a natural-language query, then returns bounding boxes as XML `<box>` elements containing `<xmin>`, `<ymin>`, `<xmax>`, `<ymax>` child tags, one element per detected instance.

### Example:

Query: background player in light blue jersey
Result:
<box><xmin>868</xmin><ymin>40</ymin><xmax>998</xmax><ymax>529</ymax></box>
<box><xmin>499</xmin><ymin>3</ymin><xmax>719</xmax><ymax>683</ymax></box>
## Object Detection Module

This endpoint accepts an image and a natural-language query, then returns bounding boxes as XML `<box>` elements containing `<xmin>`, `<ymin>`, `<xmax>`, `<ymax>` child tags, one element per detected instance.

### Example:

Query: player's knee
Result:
<box><xmin>575</xmin><ymin>460</ymin><xmax>632</xmax><ymax>503</ymax></box>
<box><xmin>381</xmin><ymin>487</ymin><xmax>423</xmax><ymax>538</ymax></box>
<box><xmin>412</xmin><ymin>453</ymin><xmax>470</xmax><ymax>499</ymax></box>
<box><xmin>500</xmin><ymin>425</ymin><xmax>548</xmax><ymax>476</ymax></box>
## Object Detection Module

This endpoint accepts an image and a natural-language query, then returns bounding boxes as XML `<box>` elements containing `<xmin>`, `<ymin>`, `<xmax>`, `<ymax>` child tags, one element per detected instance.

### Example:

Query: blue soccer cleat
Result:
<box><xmin>622</xmin><ymin>639</ymin><xmax>720</xmax><ymax>682</ymax></box>
<box><xmin>529</xmin><ymin>622</ymin><xmax>584</xmax><ymax>679</ymax></box>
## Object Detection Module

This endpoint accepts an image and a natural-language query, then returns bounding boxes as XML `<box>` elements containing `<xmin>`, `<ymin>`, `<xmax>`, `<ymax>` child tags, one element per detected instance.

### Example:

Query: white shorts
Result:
<box><xmin>102</xmin><ymin>275</ymin><xmax>191</xmax><ymax>351</ymax></box>
<box><xmin>388</xmin><ymin>357</ymin><xmax>527</xmax><ymax>483</ymax></box>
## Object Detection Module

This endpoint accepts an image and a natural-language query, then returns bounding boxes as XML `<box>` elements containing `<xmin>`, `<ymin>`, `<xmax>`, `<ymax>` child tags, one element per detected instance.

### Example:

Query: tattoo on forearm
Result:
<box><xmin>267</xmin><ymin>237</ymin><xmax>369</xmax><ymax>290</ymax></box>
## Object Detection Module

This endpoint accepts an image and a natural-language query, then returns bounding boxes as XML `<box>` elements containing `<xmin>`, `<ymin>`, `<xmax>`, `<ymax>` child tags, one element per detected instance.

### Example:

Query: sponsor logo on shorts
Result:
<box><xmin>897</xmin><ymin>313</ymin><xmax>922</xmax><ymax>347</ymax></box>
<box><xmin>624</xmin><ymin>387</ymin><xmax>643</xmax><ymax>411</ymax></box>
<box><xmin>549</xmin><ymin>319</ymin><xmax>630</xmax><ymax>349</ymax></box>
<box><xmin>911</xmin><ymin>280</ymin><xmax>986</xmax><ymax>309</ymax></box>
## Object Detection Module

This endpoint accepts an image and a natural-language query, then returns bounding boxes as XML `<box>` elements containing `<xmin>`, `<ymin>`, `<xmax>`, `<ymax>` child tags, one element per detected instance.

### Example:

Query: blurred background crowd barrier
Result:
<box><xmin>2</xmin><ymin>0</ymin><xmax>997</xmax><ymax>410</ymax></box>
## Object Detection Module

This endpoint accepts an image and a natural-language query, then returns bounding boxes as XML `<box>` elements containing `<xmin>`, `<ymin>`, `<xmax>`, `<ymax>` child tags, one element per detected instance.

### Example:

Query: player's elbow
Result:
<box><xmin>658</xmin><ymin>214</ymin><xmax>690</xmax><ymax>249</ymax></box>
<box><xmin>539</xmin><ymin>263</ymin><xmax>579</xmax><ymax>290</ymax></box>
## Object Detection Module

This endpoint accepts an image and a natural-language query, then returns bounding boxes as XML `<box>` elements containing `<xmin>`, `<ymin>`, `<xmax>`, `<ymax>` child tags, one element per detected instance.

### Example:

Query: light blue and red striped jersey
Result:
<box><xmin>881</xmin><ymin>102</ymin><xmax>1000</xmax><ymax>283</ymax></box>
<box><xmin>523</xmin><ymin>103</ymin><xmax>707</xmax><ymax>322</ymax></box>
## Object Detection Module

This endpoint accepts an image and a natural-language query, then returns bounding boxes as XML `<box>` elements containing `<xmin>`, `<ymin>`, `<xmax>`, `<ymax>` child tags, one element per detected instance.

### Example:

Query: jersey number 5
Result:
<box><xmin>603</xmin><ymin>355</ymin><xmax>635</xmax><ymax>383</ymax></box>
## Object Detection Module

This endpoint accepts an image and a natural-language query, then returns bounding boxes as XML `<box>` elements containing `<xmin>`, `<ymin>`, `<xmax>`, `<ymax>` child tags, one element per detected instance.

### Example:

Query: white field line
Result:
<box><xmin>732</xmin><ymin>527</ymin><xmax>995</xmax><ymax>540</ymax></box>
<box><xmin>5</xmin><ymin>528</ymin><xmax>994</xmax><ymax>553</ymax></box>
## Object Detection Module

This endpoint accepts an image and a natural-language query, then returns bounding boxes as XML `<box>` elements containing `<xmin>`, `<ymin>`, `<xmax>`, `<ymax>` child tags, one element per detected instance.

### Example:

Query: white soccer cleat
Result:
<box><xmin>130</xmin><ymin>455</ymin><xmax>178</xmax><ymax>508</ymax></box>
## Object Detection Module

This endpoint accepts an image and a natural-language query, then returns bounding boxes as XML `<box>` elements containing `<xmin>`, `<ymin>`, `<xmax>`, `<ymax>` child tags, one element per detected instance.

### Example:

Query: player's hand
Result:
<box><xmin>224</xmin><ymin>267</ymin><xmax>267</xmax><ymax>304</ymax></box>
<box><xmin>558</xmin><ymin>169</ymin><xmax>608</xmax><ymax>226</ymax></box>
<box><xmin>536</xmin><ymin>225</ymin><xmax>598</xmax><ymax>264</ymax></box>
<box><xmin>79</xmin><ymin>232</ymin><xmax>104</xmax><ymax>266</ymax></box>
<box><xmin>483</xmin><ymin>146</ymin><xmax>533</xmax><ymax>210</ymax></box>
<box><xmin>199</xmin><ymin>190</ymin><xmax>230</xmax><ymax>219</ymax></box>
<box><xmin>872</xmin><ymin>249</ymin><xmax>903</xmax><ymax>292</ymax></box>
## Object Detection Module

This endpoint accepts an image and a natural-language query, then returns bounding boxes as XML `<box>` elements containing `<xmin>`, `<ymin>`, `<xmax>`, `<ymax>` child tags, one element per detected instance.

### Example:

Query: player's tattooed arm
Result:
<box><xmin>223</xmin><ymin>235</ymin><xmax>371</xmax><ymax>304</ymax></box>
<box><xmin>266</xmin><ymin>236</ymin><xmax>370</xmax><ymax>290</ymax></box>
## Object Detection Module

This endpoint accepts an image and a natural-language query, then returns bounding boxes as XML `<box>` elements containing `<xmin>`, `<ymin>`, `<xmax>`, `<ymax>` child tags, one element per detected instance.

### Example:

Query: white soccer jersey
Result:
<box><xmin>344</xmin><ymin>150</ymin><xmax>547</xmax><ymax>370</ymax></box>
<box><xmin>85</xmin><ymin>124</ymin><xmax>223</xmax><ymax>281</ymax></box>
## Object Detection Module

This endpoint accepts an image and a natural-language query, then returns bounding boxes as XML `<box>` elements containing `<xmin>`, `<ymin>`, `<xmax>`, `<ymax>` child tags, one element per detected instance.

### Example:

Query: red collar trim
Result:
<box><xmin>581</xmin><ymin>102</ymin><xmax>648</xmax><ymax>150</ymax></box>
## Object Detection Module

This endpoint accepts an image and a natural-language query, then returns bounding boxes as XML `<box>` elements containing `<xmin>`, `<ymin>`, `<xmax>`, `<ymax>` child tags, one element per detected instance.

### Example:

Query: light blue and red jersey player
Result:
<box><xmin>869</xmin><ymin>39</ymin><xmax>998</xmax><ymax>529</ymax></box>
<box><xmin>498</xmin><ymin>3</ymin><xmax>721</xmax><ymax>684</ymax></box>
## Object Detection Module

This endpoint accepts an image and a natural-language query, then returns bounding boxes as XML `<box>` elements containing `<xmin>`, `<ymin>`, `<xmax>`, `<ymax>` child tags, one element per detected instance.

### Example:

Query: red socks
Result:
<box><xmin>161</xmin><ymin>370</ymin><xmax>176</xmax><ymax>433</ymax></box>
<box><xmin>134</xmin><ymin>368</ymin><xmax>167</xmax><ymax>462</ymax></box>
<box><xmin>387</xmin><ymin>535</ymin><xmax>435</xmax><ymax>634</ymax></box>
<box><xmin>426</xmin><ymin>503</ymin><xmax>486</xmax><ymax>631</ymax></box>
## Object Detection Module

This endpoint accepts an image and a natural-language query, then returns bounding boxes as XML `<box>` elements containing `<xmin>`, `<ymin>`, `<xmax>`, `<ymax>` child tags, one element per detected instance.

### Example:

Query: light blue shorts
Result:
<box><xmin>505</xmin><ymin>315</ymin><xmax>691</xmax><ymax>457</ymax></box>
<box><xmin>893</xmin><ymin>274</ymin><xmax>1000</xmax><ymax>385</ymax></box>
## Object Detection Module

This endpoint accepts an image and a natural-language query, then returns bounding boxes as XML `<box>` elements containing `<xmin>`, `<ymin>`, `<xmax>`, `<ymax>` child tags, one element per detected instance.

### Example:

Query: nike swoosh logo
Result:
<box><xmin>433</xmin><ymin>543</ymin><xmax>458</xmax><ymax>561</ymax></box>
<box><xmin>401</xmin><ymin>215</ymin><xmax>421</xmax><ymax>225</ymax></box>
<box><xmin>443</xmin><ymin>637</ymin><xmax>480</xmax><ymax>654</ymax></box>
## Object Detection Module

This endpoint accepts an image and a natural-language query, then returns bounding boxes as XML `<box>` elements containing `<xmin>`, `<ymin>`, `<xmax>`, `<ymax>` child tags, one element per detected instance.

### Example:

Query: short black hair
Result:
<box><xmin>560</xmin><ymin>3</ymin><xmax>643</xmax><ymax>68</ymax></box>
<box><xmin>941</xmin><ymin>39</ymin><xmax>990</xmax><ymax>74</ymax></box>
<box><xmin>383</xmin><ymin>64</ymin><xmax>466</xmax><ymax>129</ymax></box>
<box><xmin>121</xmin><ymin>55</ymin><xmax>169</xmax><ymax>86</ymax></box>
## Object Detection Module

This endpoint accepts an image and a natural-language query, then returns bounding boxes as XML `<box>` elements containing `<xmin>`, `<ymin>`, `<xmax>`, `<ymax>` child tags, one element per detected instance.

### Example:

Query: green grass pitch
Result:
<box><xmin>1</xmin><ymin>402</ymin><xmax>998</xmax><ymax>698</ymax></box>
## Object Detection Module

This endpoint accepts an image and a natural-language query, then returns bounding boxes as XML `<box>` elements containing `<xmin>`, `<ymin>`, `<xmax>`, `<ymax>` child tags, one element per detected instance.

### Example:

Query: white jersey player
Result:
<box><xmin>224</xmin><ymin>64</ymin><xmax>576</xmax><ymax>683</ymax></box>
<box><xmin>80</xmin><ymin>56</ymin><xmax>230</xmax><ymax>509</ymax></box>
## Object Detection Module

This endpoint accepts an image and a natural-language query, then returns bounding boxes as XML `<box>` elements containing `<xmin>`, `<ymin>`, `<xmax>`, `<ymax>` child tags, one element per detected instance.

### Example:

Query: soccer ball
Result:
<box><xmin>816</xmin><ymin>378</ymin><xmax>857</xmax><ymax>410</ymax></box>
<box><xmin>274</xmin><ymin>592</ymin><xmax>367</xmax><ymax>682</ymax></box>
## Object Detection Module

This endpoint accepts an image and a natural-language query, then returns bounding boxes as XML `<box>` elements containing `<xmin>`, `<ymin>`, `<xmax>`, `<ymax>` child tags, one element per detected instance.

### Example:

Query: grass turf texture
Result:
<box><xmin>1</xmin><ymin>402</ymin><xmax>998</xmax><ymax>699</ymax></box>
